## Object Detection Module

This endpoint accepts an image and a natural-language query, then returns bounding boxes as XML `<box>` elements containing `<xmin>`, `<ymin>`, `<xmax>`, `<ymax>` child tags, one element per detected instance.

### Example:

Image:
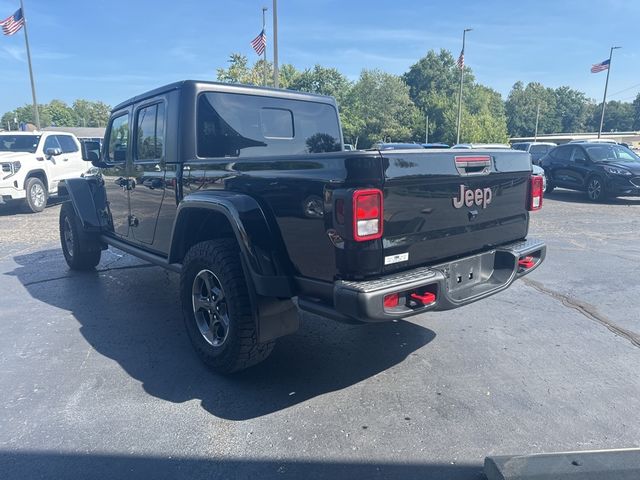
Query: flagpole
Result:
<box><xmin>456</xmin><ymin>28</ymin><xmax>471</xmax><ymax>145</ymax></box>
<box><xmin>19</xmin><ymin>0</ymin><xmax>40</xmax><ymax>130</ymax></box>
<box><xmin>262</xmin><ymin>7</ymin><xmax>267</xmax><ymax>86</ymax></box>
<box><xmin>597</xmin><ymin>46</ymin><xmax>621</xmax><ymax>139</ymax></box>
<box><xmin>272</xmin><ymin>0</ymin><xmax>279</xmax><ymax>88</ymax></box>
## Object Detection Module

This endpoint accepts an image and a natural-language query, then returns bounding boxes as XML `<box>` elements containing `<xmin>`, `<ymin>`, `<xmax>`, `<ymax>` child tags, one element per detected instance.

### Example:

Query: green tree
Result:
<box><xmin>43</xmin><ymin>100</ymin><xmax>76</xmax><ymax>127</ymax></box>
<box><xmin>343</xmin><ymin>69</ymin><xmax>421</xmax><ymax>147</ymax></box>
<box><xmin>554</xmin><ymin>86</ymin><xmax>592</xmax><ymax>133</ymax></box>
<box><xmin>72</xmin><ymin>99</ymin><xmax>110</xmax><ymax>127</ymax></box>
<box><xmin>633</xmin><ymin>93</ymin><xmax>640</xmax><ymax>130</ymax></box>
<box><xmin>588</xmin><ymin>100</ymin><xmax>635</xmax><ymax>132</ymax></box>
<box><xmin>288</xmin><ymin>65</ymin><xmax>351</xmax><ymax>104</ymax></box>
<box><xmin>404</xmin><ymin>49</ymin><xmax>507</xmax><ymax>144</ymax></box>
<box><xmin>462</xmin><ymin>85</ymin><xmax>509</xmax><ymax>143</ymax></box>
<box><xmin>505</xmin><ymin>82</ymin><xmax>560</xmax><ymax>137</ymax></box>
<box><xmin>216</xmin><ymin>53</ymin><xmax>300</xmax><ymax>88</ymax></box>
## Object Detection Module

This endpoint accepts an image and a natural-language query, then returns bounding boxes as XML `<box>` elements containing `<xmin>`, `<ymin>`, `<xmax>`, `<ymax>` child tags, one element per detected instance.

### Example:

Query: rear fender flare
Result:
<box><xmin>169</xmin><ymin>191</ymin><xmax>295</xmax><ymax>298</ymax></box>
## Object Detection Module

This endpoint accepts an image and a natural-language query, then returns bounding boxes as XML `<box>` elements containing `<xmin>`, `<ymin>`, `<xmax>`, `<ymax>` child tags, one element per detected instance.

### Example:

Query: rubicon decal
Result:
<box><xmin>453</xmin><ymin>185</ymin><xmax>493</xmax><ymax>209</ymax></box>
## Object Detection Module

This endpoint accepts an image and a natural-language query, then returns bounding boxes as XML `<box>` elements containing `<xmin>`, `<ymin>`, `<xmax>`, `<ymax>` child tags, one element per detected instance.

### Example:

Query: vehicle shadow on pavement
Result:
<box><xmin>0</xmin><ymin>451</ymin><xmax>484</xmax><ymax>480</ymax></box>
<box><xmin>9</xmin><ymin>249</ymin><xmax>436</xmax><ymax>421</ymax></box>
<box><xmin>0</xmin><ymin>197</ymin><xmax>66</xmax><ymax>216</ymax></box>
<box><xmin>545</xmin><ymin>189</ymin><xmax>640</xmax><ymax>205</ymax></box>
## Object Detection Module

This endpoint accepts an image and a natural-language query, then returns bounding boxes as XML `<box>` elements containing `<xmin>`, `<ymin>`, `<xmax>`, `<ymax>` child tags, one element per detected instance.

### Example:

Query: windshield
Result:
<box><xmin>0</xmin><ymin>135</ymin><xmax>42</xmax><ymax>154</ymax></box>
<box><xmin>586</xmin><ymin>144</ymin><xmax>640</xmax><ymax>163</ymax></box>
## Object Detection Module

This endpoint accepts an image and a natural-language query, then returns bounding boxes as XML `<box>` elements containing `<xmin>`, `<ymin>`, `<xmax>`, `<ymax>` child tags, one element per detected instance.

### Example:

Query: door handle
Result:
<box><xmin>62</xmin><ymin>158</ymin><xmax>69</xmax><ymax>162</ymax></box>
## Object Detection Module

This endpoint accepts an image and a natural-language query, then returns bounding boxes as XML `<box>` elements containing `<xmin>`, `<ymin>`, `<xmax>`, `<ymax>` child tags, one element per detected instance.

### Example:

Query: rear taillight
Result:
<box><xmin>528</xmin><ymin>175</ymin><xmax>543</xmax><ymax>211</ymax></box>
<box><xmin>353</xmin><ymin>189</ymin><xmax>383</xmax><ymax>241</ymax></box>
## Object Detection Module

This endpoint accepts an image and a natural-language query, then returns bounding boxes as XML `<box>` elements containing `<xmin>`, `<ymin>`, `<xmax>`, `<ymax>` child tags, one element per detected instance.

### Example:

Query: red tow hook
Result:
<box><xmin>518</xmin><ymin>256</ymin><xmax>536</xmax><ymax>269</ymax></box>
<box><xmin>410</xmin><ymin>292</ymin><xmax>436</xmax><ymax>305</ymax></box>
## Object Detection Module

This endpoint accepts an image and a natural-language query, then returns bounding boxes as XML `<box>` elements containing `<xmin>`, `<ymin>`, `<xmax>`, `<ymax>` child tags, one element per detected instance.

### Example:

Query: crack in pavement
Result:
<box><xmin>522</xmin><ymin>277</ymin><xmax>640</xmax><ymax>349</ymax></box>
<box><xmin>22</xmin><ymin>264</ymin><xmax>157</xmax><ymax>287</ymax></box>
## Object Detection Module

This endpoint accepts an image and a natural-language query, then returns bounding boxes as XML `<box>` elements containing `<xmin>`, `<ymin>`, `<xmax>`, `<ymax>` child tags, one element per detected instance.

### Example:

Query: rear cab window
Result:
<box><xmin>196</xmin><ymin>92</ymin><xmax>342</xmax><ymax>158</ymax></box>
<box><xmin>135</xmin><ymin>102</ymin><xmax>166</xmax><ymax>161</ymax></box>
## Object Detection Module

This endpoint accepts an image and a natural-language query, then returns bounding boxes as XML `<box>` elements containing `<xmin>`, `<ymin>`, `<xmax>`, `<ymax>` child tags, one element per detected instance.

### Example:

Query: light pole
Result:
<box><xmin>425</xmin><ymin>114</ymin><xmax>429</xmax><ymax>143</ymax></box>
<box><xmin>262</xmin><ymin>6</ymin><xmax>268</xmax><ymax>86</ymax></box>
<box><xmin>597</xmin><ymin>46</ymin><xmax>621</xmax><ymax>139</ymax></box>
<box><xmin>272</xmin><ymin>0</ymin><xmax>279</xmax><ymax>88</ymax></box>
<box><xmin>534</xmin><ymin>103</ymin><xmax>540</xmax><ymax>142</ymax></box>
<box><xmin>456</xmin><ymin>28</ymin><xmax>472</xmax><ymax>145</ymax></box>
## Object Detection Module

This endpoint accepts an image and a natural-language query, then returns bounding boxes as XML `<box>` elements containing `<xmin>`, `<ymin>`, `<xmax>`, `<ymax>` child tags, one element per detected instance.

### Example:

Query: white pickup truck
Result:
<box><xmin>0</xmin><ymin>131</ymin><xmax>92</xmax><ymax>212</ymax></box>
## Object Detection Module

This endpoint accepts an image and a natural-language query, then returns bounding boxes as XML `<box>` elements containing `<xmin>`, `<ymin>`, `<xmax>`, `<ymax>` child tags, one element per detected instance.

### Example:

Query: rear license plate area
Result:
<box><xmin>440</xmin><ymin>251</ymin><xmax>496</xmax><ymax>294</ymax></box>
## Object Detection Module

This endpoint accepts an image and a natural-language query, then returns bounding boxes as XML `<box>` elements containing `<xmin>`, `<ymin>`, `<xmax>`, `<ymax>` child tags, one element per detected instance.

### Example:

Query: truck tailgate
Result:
<box><xmin>380</xmin><ymin>149</ymin><xmax>532</xmax><ymax>272</ymax></box>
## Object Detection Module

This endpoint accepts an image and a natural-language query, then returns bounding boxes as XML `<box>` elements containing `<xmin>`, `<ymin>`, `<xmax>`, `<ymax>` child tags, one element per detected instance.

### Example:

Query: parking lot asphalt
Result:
<box><xmin>1</xmin><ymin>191</ymin><xmax>639</xmax><ymax>480</ymax></box>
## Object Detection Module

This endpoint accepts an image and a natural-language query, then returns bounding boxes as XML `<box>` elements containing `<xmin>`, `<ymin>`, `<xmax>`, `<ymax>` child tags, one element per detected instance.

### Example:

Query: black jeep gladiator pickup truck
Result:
<box><xmin>60</xmin><ymin>80</ymin><xmax>546</xmax><ymax>373</ymax></box>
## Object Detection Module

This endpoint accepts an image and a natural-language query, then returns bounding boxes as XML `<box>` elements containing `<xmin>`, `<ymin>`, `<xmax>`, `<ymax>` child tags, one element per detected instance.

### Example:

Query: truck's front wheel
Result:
<box><xmin>59</xmin><ymin>202</ymin><xmax>102</xmax><ymax>270</ymax></box>
<box><xmin>180</xmin><ymin>239</ymin><xmax>274</xmax><ymax>374</ymax></box>
<box><xmin>25</xmin><ymin>177</ymin><xmax>48</xmax><ymax>213</ymax></box>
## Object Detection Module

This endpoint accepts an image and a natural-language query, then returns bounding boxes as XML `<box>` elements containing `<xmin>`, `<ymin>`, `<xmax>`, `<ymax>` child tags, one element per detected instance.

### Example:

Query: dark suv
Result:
<box><xmin>540</xmin><ymin>143</ymin><xmax>640</xmax><ymax>201</ymax></box>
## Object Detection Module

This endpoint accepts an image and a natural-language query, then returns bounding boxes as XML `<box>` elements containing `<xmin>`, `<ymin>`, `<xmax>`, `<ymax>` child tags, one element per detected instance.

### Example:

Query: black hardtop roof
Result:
<box><xmin>112</xmin><ymin>80</ymin><xmax>337</xmax><ymax>112</ymax></box>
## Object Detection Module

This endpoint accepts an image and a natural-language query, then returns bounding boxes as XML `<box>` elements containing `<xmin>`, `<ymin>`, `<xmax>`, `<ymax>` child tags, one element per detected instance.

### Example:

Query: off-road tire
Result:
<box><xmin>25</xmin><ymin>177</ymin><xmax>48</xmax><ymax>213</ymax></box>
<box><xmin>544</xmin><ymin>181</ymin><xmax>555</xmax><ymax>194</ymax></box>
<box><xmin>180</xmin><ymin>239</ymin><xmax>275</xmax><ymax>374</ymax></box>
<box><xmin>59</xmin><ymin>202</ymin><xmax>102</xmax><ymax>270</ymax></box>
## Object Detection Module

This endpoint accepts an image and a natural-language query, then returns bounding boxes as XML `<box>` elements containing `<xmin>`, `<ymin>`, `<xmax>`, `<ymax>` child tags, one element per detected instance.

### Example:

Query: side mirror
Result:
<box><xmin>45</xmin><ymin>147</ymin><xmax>62</xmax><ymax>157</ymax></box>
<box><xmin>81</xmin><ymin>141</ymin><xmax>101</xmax><ymax>161</ymax></box>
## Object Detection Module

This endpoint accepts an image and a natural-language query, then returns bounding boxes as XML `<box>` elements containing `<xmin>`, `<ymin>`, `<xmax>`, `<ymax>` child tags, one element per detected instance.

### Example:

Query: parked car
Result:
<box><xmin>452</xmin><ymin>143</ymin><xmax>512</xmax><ymax>149</ymax></box>
<box><xmin>451</xmin><ymin>142</ymin><xmax>546</xmax><ymax>189</ymax></box>
<box><xmin>511</xmin><ymin>142</ymin><xmax>557</xmax><ymax>165</ymax></box>
<box><xmin>343</xmin><ymin>143</ymin><xmax>355</xmax><ymax>151</ymax></box>
<box><xmin>540</xmin><ymin>143</ymin><xmax>640</xmax><ymax>201</ymax></box>
<box><xmin>372</xmin><ymin>142</ymin><xmax>424</xmax><ymax>150</ymax></box>
<box><xmin>0</xmin><ymin>131</ymin><xmax>90</xmax><ymax>212</ymax></box>
<box><xmin>60</xmin><ymin>80</ymin><xmax>545</xmax><ymax>373</ymax></box>
<box><xmin>568</xmin><ymin>138</ymin><xmax>617</xmax><ymax>144</ymax></box>
<box><xmin>421</xmin><ymin>143</ymin><xmax>449</xmax><ymax>149</ymax></box>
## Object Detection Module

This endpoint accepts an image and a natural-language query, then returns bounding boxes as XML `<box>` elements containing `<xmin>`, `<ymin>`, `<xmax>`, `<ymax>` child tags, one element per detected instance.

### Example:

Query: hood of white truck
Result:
<box><xmin>0</xmin><ymin>152</ymin><xmax>35</xmax><ymax>162</ymax></box>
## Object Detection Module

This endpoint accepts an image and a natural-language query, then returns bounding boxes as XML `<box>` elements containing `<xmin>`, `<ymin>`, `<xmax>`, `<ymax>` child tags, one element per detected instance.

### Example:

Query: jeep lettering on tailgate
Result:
<box><xmin>453</xmin><ymin>185</ymin><xmax>493</xmax><ymax>209</ymax></box>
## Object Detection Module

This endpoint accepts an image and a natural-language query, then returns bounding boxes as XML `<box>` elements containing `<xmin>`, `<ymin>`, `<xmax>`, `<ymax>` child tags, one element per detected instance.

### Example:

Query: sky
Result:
<box><xmin>0</xmin><ymin>0</ymin><xmax>639</xmax><ymax>115</ymax></box>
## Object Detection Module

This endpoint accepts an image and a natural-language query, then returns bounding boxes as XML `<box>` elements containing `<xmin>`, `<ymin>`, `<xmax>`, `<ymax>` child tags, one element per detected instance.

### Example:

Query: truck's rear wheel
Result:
<box><xmin>59</xmin><ymin>202</ymin><xmax>102</xmax><ymax>270</ymax></box>
<box><xmin>180</xmin><ymin>239</ymin><xmax>274</xmax><ymax>374</ymax></box>
<box><xmin>25</xmin><ymin>177</ymin><xmax>48</xmax><ymax>213</ymax></box>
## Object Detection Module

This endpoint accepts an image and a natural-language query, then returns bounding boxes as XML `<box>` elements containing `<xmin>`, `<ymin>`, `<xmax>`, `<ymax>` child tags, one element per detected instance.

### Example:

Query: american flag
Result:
<box><xmin>457</xmin><ymin>49</ymin><xmax>464</xmax><ymax>69</ymax></box>
<box><xmin>251</xmin><ymin>29</ymin><xmax>266</xmax><ymax>56</ymax></box>
<box><xmin>1</xmin><ymin>8</ymin><xmax>24</xmax><ymax>36</ymax></box>
<box><xmin>591</xmin><ymin>59</ymin><xmax>610</xmax><ymax>73</ymax></box>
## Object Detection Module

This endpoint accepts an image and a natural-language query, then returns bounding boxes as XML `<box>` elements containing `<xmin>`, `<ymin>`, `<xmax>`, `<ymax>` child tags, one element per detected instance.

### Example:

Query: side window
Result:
<box><xmin>553</xmin><ymin>146</ymin><xmax>574</xmax><ymax>162</ymax></box>
<box><xmin>572</xmin><ymin>147</ymin><xmax>587</xmax><ymax>161</ymax></box>
<box><xmin>530</xmin><ymin>145</ymin><xmax>546</xmax><ymax>155</ymax></box>
<box><xmin>43</xmin><ymin>135</ymin><xmax>61</xmax><ymax>151</ymax></box>
<box><xmin>197</xmin><ymin>92</ymin><xmax>342</xmax><ymax>158</ymax></box>
<box><xmin>135</xmin><ymin>103</ymin><xmax>165</xmax><ymax>161</ymax></box>
<box><xmin>107</xmin><ymin>113</ymin><xmax>130</xmax><ymax>163</ymax></box>
<box><xmin>57</xmin><ymin>135</ymin><xmax>79</xmax><ymax>153</ymax></box>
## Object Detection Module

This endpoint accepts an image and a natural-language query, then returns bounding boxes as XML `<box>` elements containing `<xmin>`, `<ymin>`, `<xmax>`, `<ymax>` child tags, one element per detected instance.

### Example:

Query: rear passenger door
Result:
<box><xmin>547</xmin><ymin>145</ymin><xmax>575</xmax><ymax>187</ymax></box>
<box><xmin>128</xmin><ymin>100</ymin><xmax>166</xmax><ymax>246</ymax></box>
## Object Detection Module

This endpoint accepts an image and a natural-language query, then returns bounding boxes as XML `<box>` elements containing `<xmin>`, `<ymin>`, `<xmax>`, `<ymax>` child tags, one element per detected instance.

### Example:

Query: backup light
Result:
<box><xmin>353</xmin><ymin>189</ymin><xmax>383</xmax><ymax>241</ymax></box>
<box><xmin>528</xmin><ymin>175</ymin><xmax>543</xmax><ymax>211</ymax></box>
